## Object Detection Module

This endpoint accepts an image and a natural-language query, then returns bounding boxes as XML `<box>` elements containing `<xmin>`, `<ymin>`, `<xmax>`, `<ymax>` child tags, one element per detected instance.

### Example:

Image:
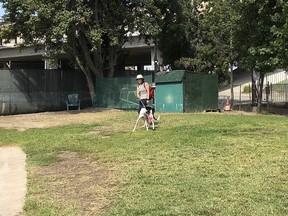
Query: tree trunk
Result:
<box><xmin>257</xmin><ymin>73</ymin><xmax>264</xmax><ymax>113</ymax></box>
<box><xmin>85</xmin><ymin>71</ymin><xmax>96</xmax><ymax>104</ymax></box>
<box><xmin>108</xmin><ymin>59</ymin><xmax>115</xmax><ymax>78</ymax></box>
<box><xmin>229</xmin><ymin>24</ymin><xmax>234</xmax><ymax>110</ymax></box>
<box><xmin>75</xmin><ymin>55</ymin><xmax>99</xmax><ymax>104</ymax></box>
<box><xmin>107</xmin><ymin>47</ymin><xmax>118</xmax><ymax>78</ymax></box>
<box><xmin>230</xmin><ymin>63</ymin><xmax>234</xmax><ymax>109</ymax></box>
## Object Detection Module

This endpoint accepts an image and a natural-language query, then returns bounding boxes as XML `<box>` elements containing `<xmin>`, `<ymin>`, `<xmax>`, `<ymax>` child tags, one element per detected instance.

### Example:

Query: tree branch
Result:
<box><xmin>77</xmin><ymin>33</ymin><xmax>102</xmax><ymax>77</ymax></box>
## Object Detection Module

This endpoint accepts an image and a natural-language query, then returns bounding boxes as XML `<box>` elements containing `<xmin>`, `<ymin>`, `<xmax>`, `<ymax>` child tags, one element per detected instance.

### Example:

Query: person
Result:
<box><xmin>136</xmin><ymin>74</ymin><xmax>150</xmax><ymax>113</ymax></box>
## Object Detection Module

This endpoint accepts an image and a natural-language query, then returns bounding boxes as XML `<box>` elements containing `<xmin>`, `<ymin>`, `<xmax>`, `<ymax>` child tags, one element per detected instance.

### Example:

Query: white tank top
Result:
<box><xmin>138</xmin><ymin>82</ymin><xmax>148</xmax><ymax>99</ymax></box>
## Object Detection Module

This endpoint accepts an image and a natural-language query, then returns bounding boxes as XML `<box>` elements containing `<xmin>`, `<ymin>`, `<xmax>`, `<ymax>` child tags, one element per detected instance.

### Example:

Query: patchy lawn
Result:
<box><xmin>0</xmin><ymin>109</ymin><xmax>287</xmax><ymax>215</ymax></box>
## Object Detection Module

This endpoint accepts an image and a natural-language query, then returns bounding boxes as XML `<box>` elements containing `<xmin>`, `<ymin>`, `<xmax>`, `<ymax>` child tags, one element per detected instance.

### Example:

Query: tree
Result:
<box><xmin>237</xmin><ymin>0</ymin><xmax>283</xmax><ymax>112</ymax></box>
<box><xmin>0</xmin><ymin>0</ymin><xmax>160</xmax><ymax>102</ymax></box>
<box><xmin>270</xmin><ymin>0</ymin><xmax>288</xmax><ymax>69</ymax></box>
<box><xmin>156</xmin><ymin>0</ymin><xmax>242</xmax><ymax>89</ymax></box>
<box><xmin>157</xmin><ymin>0</ymin><xmax>285</xmax><ymax>111</ymax></box>
<box><xmin>192</xmin><ymin>0</ymin><xmax>243</xmax><ymax>108</ymax></box>
<box><xmin>155</xmin><ymin>0</ymin><xmax>198</xmax><ymax>70</ymax></box>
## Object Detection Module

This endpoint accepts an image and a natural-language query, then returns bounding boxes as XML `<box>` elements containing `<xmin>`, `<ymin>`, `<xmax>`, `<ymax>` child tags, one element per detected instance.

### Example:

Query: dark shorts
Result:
<box><xmin>138</xmin><ymin>99</ymin><xmax>148</xmax><ymax>113</ymax></box>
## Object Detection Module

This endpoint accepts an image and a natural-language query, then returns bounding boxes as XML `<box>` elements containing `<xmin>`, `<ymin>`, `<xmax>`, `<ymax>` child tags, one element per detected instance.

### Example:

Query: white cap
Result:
<box><xmin>136</xmin><ymin>74</ymin><xmax>144</xmax><ymax>80</ymax></box>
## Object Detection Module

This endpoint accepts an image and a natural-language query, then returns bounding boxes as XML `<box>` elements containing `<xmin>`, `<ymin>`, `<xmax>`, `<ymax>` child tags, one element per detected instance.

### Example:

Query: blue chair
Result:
<box><xmin>66</xmin><ymin>94</ymin><xmax>80</xmax><ymax>111</ymax></box>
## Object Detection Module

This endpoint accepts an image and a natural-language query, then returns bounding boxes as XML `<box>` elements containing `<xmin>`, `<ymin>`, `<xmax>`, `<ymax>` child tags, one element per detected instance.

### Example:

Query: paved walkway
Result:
<box><xmin>0</xmin><ymin>147</ymin><xmax>27</xmax><ymax>216</ymax></box>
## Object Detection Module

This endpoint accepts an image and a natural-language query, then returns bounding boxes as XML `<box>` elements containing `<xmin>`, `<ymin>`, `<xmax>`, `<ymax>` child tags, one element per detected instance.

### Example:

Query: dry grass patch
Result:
<box><xmin>27</xmin><ymin>151</ymin><xmax>121</xmax><ymax>216</ymax></box>
<box><xmin>0</xmin><ymin>108</ymin><xmax>123</xmax><ymax>131</ymax></box>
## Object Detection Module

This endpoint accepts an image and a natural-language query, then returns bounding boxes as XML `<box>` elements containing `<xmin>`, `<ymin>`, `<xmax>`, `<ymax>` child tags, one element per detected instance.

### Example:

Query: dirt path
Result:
<box><xmin>0</xmin><ymin>147</ymin><xmax>27</xmax><ymax>216</ymax></box>
<box><xmin>0</xmin><ymin>108</ymin><xmax>122</xmax><ymax>131</ymax></box>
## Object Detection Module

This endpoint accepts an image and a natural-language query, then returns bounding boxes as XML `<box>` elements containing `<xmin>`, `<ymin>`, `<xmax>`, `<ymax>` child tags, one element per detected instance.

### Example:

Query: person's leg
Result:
<box><xmin>140</xmin><ymin>99</ymin><xmax>148</xmax><ymax>126</ymax></box>
<box><xmin>137</xmin><ymin>100</ymin><xmax>141</xmax><ymax>113</ymax></box>
<box><xmin>138</xmin><ymin>99</ymin><xmax>146</xmax><ymax>113</ymax></box>
<box><xmin>138</xmin><ymin>99</ymin><xmax>146</xmax><ymax>112</ymax></box>
<box><xmin>141</xmin><ymin>99</ymin><xmax>147</xmax><ymax>107</ymax></box>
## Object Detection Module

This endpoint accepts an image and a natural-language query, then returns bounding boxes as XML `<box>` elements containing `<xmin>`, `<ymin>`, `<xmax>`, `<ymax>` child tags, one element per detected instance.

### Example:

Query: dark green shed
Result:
<box><xmin>155</xmin><ymin>70</ymin><xmax>218</xmax><ymax>112</ymax></box>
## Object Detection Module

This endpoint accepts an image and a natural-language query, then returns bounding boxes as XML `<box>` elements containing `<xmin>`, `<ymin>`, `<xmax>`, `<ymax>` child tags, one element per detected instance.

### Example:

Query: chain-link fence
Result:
<box><xmin>94</xmin><ymin>75</ymin><xmax>152</xmax><ymax>110</ymax></box>
<box><xmin>220</xmin><ymin>70</ymin><xmax>288</xmax><ymax>111</ymax></box>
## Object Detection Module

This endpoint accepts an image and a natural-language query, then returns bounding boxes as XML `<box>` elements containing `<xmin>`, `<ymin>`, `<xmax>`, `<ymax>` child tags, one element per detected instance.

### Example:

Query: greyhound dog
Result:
<box><xmin>132</xmin><ymin>106</ymin><xmax>160</xmax><ymax>132</ymax></box>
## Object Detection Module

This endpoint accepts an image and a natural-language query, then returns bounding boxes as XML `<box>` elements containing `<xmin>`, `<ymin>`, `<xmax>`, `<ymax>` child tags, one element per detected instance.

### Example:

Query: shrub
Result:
<box><xmin>242</xmin><ymin>85</ymin><xmax>251</xmax><ymax>93</ymax></box>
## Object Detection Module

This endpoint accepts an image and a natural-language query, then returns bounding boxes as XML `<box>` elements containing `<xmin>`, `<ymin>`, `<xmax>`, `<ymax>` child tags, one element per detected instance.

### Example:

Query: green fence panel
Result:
<box><xmin>184</xmin><ymin>74</ymin><xmax>218</xmax><ymax>112</ymax></box>
<box><xmin>201</xmin><ymin>74</ymin><xmax>218</xmax><ymax>110</ymax></box>
<box><xmin>94</xmin><ymin>71</ymin><xmax>218</xmax><ymax>112</ymax></box>
<box><xmin>184</xmin><ymin>74</ymin><xmax>203</xmax><ymax>112</ymax></box>
<box><xmin>94</xmin><ymin>75</ymin><xmax>152</xmax><ymax>110</ymax></box>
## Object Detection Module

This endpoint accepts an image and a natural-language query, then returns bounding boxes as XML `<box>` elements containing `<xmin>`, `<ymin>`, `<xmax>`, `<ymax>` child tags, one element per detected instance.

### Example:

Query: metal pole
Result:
<box><xmin>153</xmin><ymin>39</ymin><xmax>158</xmax><ymax>84</ymax></box>
<box><xmin>239</xmin><ymin>85</ymin><xmax>241</xmax><ymax>111</ymax></box>
<box><xmin>270</xmin><ymin>83</ymin><xmax>272</xmax><ymax>104</ymax></box>
<box><xmin>230</xmin><ymin>63</ymin><xmax>234</xmax><ymax>109</ymax></box>
<box><xmin>249</xmin><ymin>84</ymin><xmax>251</xmax><ymax>105</ymax></box>
<box><xmin>283</xmin><ymin>74</ymin><xmax>288</xmax><ymax>102</ymax></box>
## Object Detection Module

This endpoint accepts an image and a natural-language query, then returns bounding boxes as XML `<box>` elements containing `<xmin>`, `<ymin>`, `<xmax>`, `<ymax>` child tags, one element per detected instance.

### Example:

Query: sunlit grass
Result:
<box><xmin>0</xmin><ymin>112</ymin><xmax>287</xmax><ymax>215</ymax></box>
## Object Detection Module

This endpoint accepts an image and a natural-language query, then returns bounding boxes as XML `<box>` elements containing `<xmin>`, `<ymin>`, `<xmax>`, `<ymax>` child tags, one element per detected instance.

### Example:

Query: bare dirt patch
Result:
<box><xmin>0</xmin><ymin>108</ymin><xmax>132</xmax><ymax>215</ymax></box>
<box><xmin>30</xmin><ymin>151</ymin><xmax>120</xmax><ymax>216</ymax></box>
<box><xmin>0</xmin><ymin>108</ymin><xmax>123</xmax><ymax>131</ymax></box>
<box><xmin>0</xmin><ymin>147</ymin><xmax>26</xmax><ymax>216</ymax></box>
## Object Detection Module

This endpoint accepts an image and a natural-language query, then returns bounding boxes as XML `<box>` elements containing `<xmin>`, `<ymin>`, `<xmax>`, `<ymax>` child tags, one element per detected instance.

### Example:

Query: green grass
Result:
<box><xmin>272</xmin><ymin>80</ymin><xmax>288</xmax><ymax>93</ymax></box>
<box><xmin>0</xmin><ymin>112</ymin><xmax>288</xmax><ymax>215</ymax></box>
<box><xmin>242</xmin><ymin>85</ymin><xmax>251</xmax><ymax>93</ymax></box>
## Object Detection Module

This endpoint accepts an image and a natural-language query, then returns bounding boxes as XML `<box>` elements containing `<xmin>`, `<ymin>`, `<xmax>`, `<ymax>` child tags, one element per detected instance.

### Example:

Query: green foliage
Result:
<box><xmin>156</xmin><ymin>0</ymin><xmax>288</xmax><ymax>83</ymax></box>
<box><xmin>195</xmin><ymin>0</ymin><xmax>242</xmax><ymax>81</ymax></box>
<box><xmin>270</xmin><ymin>1</ymin><xmax>288</xmax><ymax>69</ymax></box>
<box><xmin>238</xmin><ymin>0</ymin><xmax>279</xmax><ymax>73</ymax></box>
<box><xmin>156</xmin><ymin>0</ymin><xmax>197</xmax><ymax>68</ymax></box>
<box><xmin>156</xmin><ymin>0</ymin><xmax>243</xmax><ymax>81</ymax></box>
<box><xmin>242</xmin><ymin>85</ymin><xmax>251</xmax><ymax>94</ymax></box>
<box><xmin>174</xmin><ymin>57</ymin><xmax>197</xmax><ymax>71</ymax></box>
<box><xmin>271</xmin><ymin>80</ymin><xmax>288</xmax><ymax>93</ymax></box>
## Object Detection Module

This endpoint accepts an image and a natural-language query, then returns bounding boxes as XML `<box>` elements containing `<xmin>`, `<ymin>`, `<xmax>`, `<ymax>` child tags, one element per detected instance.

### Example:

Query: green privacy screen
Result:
<box><xmin>155</xmin><ymin>70</ymin><xmax>218</xmax><ymax>112</ymax></box>
<box><xmin>184</xmin><ymin>73</ymin><xmax>218</xmax><ymax>112</ymax></box>
<box><xmin>94</xmin><ymin>75</ymin><xmax>152</xmax><ymax>110</ymax></box>
<box><xmin>94</xmin><ymin>71</ymin><xmax>218</xmax><ymax>112</ymax></box>
<box><xmin>0</xmin><ymin>69</ymin><xmax>90</xmax><ymax>115</ymax></box>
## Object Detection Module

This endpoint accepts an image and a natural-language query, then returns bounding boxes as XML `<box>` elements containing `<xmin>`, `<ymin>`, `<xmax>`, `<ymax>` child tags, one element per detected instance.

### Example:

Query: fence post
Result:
<box><xmin>270</xmin><ymin>83</ymin><xmax>272</xmax><ymax>104</ymax></box>
<box><xmin>249</xmin><ymin>84</ymin><xmax>251</xmax><ymax>105</ymax></box>
<box><xmin>283</xmin><ymin>83</ymin><xmax>288</xmax><ymax>102</ymax></box>
<box><xmin>266</xmin><ymin>82</ymin><xmax>270</xmax><ymax>111</ymax></box>
<box><xmin>239</xmin><ymin>85</ymin><xmax>241</xmax><ymax>111</ymax></box>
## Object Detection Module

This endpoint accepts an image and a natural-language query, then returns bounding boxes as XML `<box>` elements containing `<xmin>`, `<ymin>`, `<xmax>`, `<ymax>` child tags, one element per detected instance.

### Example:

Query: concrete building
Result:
<box><xmin>0</xmin><ymin>34</ymin><xmax>162</xmax><ymax>74</ymax></box>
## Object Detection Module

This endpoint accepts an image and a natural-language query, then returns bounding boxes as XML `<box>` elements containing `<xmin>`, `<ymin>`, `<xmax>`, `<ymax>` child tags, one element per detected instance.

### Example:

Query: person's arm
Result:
<box><xmin>145</xmin><ymin>83</ymin><xmax>150</xmax><ymax>100</ymax></box>
<box><xmin>136</xmin><ymin>86</ymin><xmax>140</xmax><ymax>98</ymax></box>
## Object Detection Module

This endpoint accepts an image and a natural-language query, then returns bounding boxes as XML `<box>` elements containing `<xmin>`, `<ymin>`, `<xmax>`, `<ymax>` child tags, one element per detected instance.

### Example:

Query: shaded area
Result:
<box><xmin>0</xmin><ymin>69</ymin><xmax>90</xmax><ymax>115</ymax></box>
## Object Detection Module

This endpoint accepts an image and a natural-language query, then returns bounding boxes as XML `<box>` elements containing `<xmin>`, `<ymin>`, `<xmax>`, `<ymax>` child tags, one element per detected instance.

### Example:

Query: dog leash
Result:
<box><xmin>140</xmin><ymin>100</ymin><xmax>146</xmax><ymax>108</ymax></box>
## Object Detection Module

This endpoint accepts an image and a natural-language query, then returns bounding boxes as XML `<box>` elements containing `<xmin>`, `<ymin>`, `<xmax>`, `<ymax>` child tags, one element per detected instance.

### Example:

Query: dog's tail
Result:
<box><xmin>154</xmin><ymin>115</ymin><xmax>160</xmax><ymax>121</ymax></box>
